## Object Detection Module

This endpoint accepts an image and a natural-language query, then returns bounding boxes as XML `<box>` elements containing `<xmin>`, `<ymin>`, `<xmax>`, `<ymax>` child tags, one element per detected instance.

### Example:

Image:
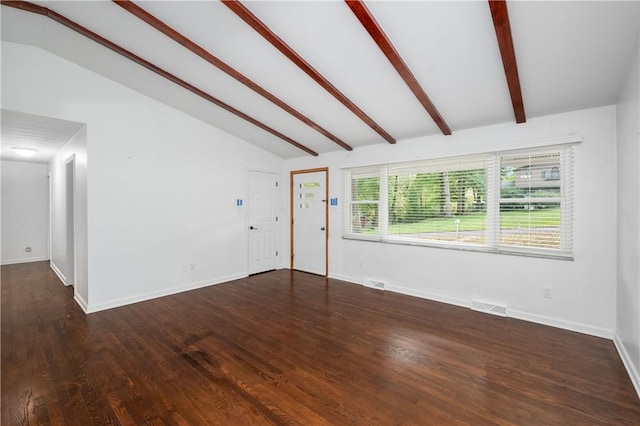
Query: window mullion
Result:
<box><xmin>343</xmin><ymin>170</ymin><xmax>352</xmax><ymax>235</ymax></box>
<box><xmin>486</xmin><ymin>154</ymin><xmax>498</xmax><ymax>248</ymax></box>
<box><xmin>379</xmin><ymin>165</ymin><xmax>389</xmax><ymax>239</ymax></box>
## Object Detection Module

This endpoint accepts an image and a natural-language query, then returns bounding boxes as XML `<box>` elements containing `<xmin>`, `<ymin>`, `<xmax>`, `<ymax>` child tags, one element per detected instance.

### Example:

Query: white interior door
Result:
<box><xmin>248</xmin><ymin>171</ymin><xmax>277</xmax><ymax>275</ymax></box>
<box><xmin>292</xmin><ymin>170</ymin><xmax>327</xmax><ymax>276</ymax></box>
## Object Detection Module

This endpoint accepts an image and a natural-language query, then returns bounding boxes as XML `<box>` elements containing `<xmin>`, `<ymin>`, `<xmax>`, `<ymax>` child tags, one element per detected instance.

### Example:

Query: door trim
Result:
<box><xmin>64</xmin><ymin>154</ymin><xmax>76</xmax><ymax>286</ymax></box>
<box><xmin>290</xmin><ymin>167</ymin><xmax>329</xmax><ymax>276</ymax></box>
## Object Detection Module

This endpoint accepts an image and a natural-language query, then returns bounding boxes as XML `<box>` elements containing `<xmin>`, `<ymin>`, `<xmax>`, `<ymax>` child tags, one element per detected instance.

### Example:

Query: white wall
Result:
<box><xmin>2</xmin><ymin>41</ymin><xmax>283</xmax><ymax>312</ymax></box>
<box><xmin>284</xmin><ymin>105</ymin><xmax>618</xmax><ymax>338</ymax></box>
<box><xmin>1</xmin><ymin>160</ymin><xmax>49</xmax><ymax>264</ymax></box>
<box><xmin>48</xmin><ymin>128</ymin><xmax>88</xmax><ymax>309</ymax></box>
<box><xmin>615</xmin><ymin>37</ymin><xmax>640</xmax><ymax>395</ymax></box>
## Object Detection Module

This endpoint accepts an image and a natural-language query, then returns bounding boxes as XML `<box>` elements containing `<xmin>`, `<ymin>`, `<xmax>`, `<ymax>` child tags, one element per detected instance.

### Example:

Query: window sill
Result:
<box><xmin>342</xmin><ymin>235</ymin><xmax>574</xmax><ymax>261</ymax></box>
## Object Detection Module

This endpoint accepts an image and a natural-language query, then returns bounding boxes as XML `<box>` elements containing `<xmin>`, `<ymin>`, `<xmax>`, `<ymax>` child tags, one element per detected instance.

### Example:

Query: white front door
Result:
<box><xmin>292</xmin><ymin>170</ymin><xmax>327</xmax><ymax>276</ymax></box>
<box><xmin>248</xmin><ymin>171</ymin><xmax>278</xmax><ymax>275</ymax></box>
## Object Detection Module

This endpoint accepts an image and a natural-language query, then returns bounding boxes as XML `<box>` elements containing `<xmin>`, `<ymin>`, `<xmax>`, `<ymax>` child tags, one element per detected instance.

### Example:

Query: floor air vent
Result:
<box><xmin>471</xmin><ymin>299</ymin><xmax>507</xmax><ymax>317</ymax></box>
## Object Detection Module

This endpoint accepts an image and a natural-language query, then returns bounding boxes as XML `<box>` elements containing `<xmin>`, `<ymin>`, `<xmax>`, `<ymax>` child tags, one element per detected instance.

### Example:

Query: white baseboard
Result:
<box><xmin>1</xmin><ymin>256</ymin><xmax>49</xmax><ymax>265</ymax></box>
<box><xmin>74</xmin><ymin>291</ymin><xmax>89</xmax><ymax>313</ymax></box>
<box><xmin>85</xmin><ymin>273</ymin><xmax>247</xmax><ymax>314</ymax></box>
<box><xmin>507</xmin><ymin>309</ymin><xmax>613</xmax><ymax>339</ymax></box>
<box><xmin>50</xmin><ymin>261</ymin><xmax>68</xmax><ymax>285</ymax></box>
<box><xmin>329</xmin><ymin>273</ymin><xmax>470</xmax><ymax>309</ymax></box>
<box><xmin>614</xmin><ymin>333</ymin><xmax>640</xmax><ymax>399</ymax></box>
<box><xmin>329</xmin><ymin>273</ymin><xmax>366</xmax><ymax>286</ymax></box>
<box><xmin>329</xmin><ymin>273</ymin><xmax>612</xmax><ymax>339</ymax></box>
<box><xmin>387</xmin><ymin>284</ymin><xmax>471</xmax><ymax>310</ymax></box>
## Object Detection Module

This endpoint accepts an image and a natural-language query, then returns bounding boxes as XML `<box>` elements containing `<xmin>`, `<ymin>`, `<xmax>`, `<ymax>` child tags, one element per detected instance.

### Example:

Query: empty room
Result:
<box><xmin>2</xmin><ymin>0</ymin><xmax>640</xmax><ymax>424</ymax></box>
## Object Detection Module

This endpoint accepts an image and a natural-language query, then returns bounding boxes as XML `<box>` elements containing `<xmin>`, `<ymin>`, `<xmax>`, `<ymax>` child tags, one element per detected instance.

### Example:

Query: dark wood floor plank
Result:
<box><xmin>2</xmin><ymin>261</ymin><xmax>639</xmax><ymax>425</ymax></box>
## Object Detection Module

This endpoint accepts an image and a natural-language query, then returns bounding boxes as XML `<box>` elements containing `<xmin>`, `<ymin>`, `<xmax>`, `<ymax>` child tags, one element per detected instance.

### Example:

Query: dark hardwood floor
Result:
<box><xmin>2</xmin><ymin>261</ymin><xmax>639</xmax><ymax>425</ymax></box>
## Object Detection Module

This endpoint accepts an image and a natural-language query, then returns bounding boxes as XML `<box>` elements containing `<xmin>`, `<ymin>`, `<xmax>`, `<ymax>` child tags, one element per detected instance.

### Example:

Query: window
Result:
<box><xmin>386</xmin><ymin>156</ymin><xmax>489</xmax><ymax>245</ymax></box>
<box><xmin>345</xmin><ymin>167</ymin><xmax>380</xmax><ymax>236</ymax></box>
<box><xmin>343</xmin><ymin>145</ymin><xmax>574</xmax><ymax>259</ymax></box>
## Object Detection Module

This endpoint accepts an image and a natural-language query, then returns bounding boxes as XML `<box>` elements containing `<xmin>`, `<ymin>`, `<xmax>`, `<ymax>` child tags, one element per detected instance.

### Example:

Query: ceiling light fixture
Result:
<box><xmin>11</xmin><ymin>147</ymin><xmax>38</xmax><ymax>157</ymax></box>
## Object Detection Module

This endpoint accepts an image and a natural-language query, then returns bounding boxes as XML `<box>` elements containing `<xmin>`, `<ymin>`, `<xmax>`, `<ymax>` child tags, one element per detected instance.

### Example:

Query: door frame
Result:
<box><xmin>64</xmin><ymin>154</ymin><xmax>76</xmax><ymax>286</ymax></box>
<box><xmin>48</xmin><ymin>172</ymin><xmax>52</xmax><ymax>262</ymax></box>
<box><xmin>290</xmin><ymin>167</ymin><xmax>329</xmax><ymax>276</ymax></box>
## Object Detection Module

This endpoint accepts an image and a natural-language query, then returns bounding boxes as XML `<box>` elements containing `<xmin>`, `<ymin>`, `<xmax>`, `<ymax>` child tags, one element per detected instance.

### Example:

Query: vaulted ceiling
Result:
<box><xmin>2</xmin><ymin>1</ymin><xmax>638</xmax><ymax>159</ymax></box>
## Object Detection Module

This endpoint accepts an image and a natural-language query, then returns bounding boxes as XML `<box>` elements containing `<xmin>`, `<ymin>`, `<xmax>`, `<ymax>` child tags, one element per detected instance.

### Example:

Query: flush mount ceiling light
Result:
<box><xmin>11</xmin><ymin>147</ymin><xmax>38</xmax><ymax>157</ymax></box>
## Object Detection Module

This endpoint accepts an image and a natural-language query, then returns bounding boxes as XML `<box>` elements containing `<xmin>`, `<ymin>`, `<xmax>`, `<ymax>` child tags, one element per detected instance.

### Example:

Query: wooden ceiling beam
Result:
<box><xmin>222</xmin><ymin>0</ymin><xmax>396</xmax><ymax>144</ymax></box>
<box><xmin>489</xmin><ymin>0</ymin><xmax>526</xmax><ymax>123</ymax></box>
<box><xmin>345</xmin><ymin>0</ymin><xmax>451</xmax><ymax>136</ymax></box>
<box><xmin>113</xmin><ymin>0</ymin><xmax>352</xmax><ymax>151</ymax></box>
<box><xmin>1</xmin><ymin>0</ymin><xmax>318</xmax><ymax>156</ymax></box>
<box><xmin>1</xmin><ymin>0</ymin><xmax>46</xmax><ymax>15</ymax></box>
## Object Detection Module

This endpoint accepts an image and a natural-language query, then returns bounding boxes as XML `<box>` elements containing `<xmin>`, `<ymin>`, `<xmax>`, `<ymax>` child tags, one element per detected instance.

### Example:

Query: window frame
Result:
<box><xmin>343</xmin><ymin>167</ymin><xmax>382</xmax><ymax>241</ymax></box>
<box><xmin>342</xmin><ymin>145</ymin><xmax>575</xmax><ymax>260</ymax></box>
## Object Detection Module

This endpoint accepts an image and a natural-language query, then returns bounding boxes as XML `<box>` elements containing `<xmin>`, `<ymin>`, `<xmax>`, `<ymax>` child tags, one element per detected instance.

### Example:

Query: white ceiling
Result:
<box><xmin>1</xmin><ymin>1</ymin><xmax>638</xmax><ymax>159</ymax></box>
<box><xmin>1</xmin><ymin>109</ymin><xmax>85</xmax><ymax>163</ymax></box>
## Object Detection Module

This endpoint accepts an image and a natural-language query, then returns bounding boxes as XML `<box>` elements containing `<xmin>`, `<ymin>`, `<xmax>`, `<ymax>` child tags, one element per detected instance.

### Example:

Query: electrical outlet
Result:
<box><xmin>543</xmin><ymin>287</ymin><xmax>552</xmax><ymax>299</ymax></box>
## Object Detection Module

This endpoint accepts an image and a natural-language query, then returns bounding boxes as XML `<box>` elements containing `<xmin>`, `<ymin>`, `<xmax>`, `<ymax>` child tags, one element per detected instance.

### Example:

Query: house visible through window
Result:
<box><xmin>342</xmin><ymin>145</ymin><xmax>574</xmax><ymax>259</ymax></box>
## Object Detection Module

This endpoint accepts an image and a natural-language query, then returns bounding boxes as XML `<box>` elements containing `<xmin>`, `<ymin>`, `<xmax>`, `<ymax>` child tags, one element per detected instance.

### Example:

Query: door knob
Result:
<box><xmin>320</xmin><ymin>227</ymin><xmax>326</xmax><ymax>231</ymax></box>
<box><xmin>249</xmin><ymin>226</ymin><xmax>258</xmax><ymax>230</ymax></box>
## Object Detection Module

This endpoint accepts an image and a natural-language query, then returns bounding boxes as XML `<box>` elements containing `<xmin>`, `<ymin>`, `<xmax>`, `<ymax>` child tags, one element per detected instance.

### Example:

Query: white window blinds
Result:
<box><xmin>496</xmin><ymin>148</ymin><xmax>573</xmax><ymax>255</ymax></box>
<box><xmin>343</xmin><ymin>167</ymin><xmax>381</xmax><ymax>240</ymax></box>
<box><xmin>342</xmin><ymin>145</ymin><xmax>574</xmax><ymax>259</ymax></box>
<box><xmin>386</xmin><ymin>155</ymin><xmax>489</xmax><ymax>245</ymax></box>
